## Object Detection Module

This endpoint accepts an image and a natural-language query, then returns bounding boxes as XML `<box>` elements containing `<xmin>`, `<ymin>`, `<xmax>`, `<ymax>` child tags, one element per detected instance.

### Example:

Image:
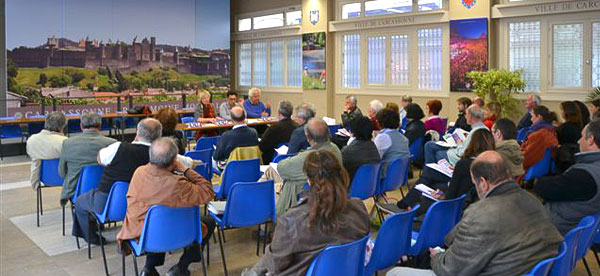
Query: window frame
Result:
<box><xmin>337</xmin><ymin>0</ymin><xmax>448</xmax><ymax>21</ymax></box>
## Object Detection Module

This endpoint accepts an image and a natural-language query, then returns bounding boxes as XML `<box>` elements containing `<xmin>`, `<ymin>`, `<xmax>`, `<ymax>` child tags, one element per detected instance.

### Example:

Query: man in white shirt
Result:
<box><xmin>218</xmin><ymin>91</ymin><xmax>242</xmax><ymax>120</ymax></box>
<box><xmin>26</xmin><ymin>112</ymin><xmax>68</xmax><ymax>189</ymax></box>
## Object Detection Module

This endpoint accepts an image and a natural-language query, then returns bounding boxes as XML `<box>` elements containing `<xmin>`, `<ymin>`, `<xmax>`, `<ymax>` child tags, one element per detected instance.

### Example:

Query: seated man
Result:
<box><xmin>276</xmin><ymin>118</ymin><xmax>342</xmax><ymax>216</ymax></box>
<box><xmin>387</xmin><ymin>151</ymin><xmax>563</xmax><ymax>276</ymax></box>
<box><xmin>27</xmin><ymin>112</ymin><xmax>68</xmax><ymax>190</ymax></box>
<box><xmin>59</xmin><ymin>112</ymin><xmax>116</xmax><ymax>207</ymax></box>
<box><xmin>534</xmin><ymin>120</ymin><xmax>600</xmax><ymax>235</ymax></box>
<box><xmin>259</xmin><ymin>101</ymin><xmax>298</xmax><ymax>163</ymax></box>
<box><xmin>452</xmin><ymin>97</ymin><xmax>472</xmax><ymax>132</ymax></box>
<box><xmin>423</xmin><ymin>104</ymin><xmax>487</xmax><ymax>165</ymax></box>
<box><xmin>219</xmin><ymin>90</ymin><xmax>242</xmax><ymax>120</ymax></box>
<box><xmin>341</xmin><ymin>95</ymin><xmax>363</xmax><ymax>128</ymax></box>
<box><xmin>287</xmin><ymin>103</ymin><xmax>316</xmax><ymax>154</ymax></box>
<box><xmin>492</xmin><ymin>118</ymin><xmax>524</xmax><ymax>178</ymax></box>
<box><xmin>243</xmin><ymin>87</ymin><xmax>271</xmax><ymax>118</ymax></box>
<box><xmin>518</xmin><ymin>93</ymin><xmax>541</xmax><ymax>130</ymax></box>
<box><xmin>213</xmin><ymin>106</ymin><xmax>259</xmax><ymax>162</ymax></box>
<box><xmin>117</xmin><ymin>138</ymin><xmax>215</xmax><ymax>276</ymax></box>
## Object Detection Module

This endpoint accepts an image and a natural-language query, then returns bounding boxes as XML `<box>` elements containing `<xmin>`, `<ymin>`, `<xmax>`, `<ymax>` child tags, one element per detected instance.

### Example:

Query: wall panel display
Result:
<box><xmin>6</xmin><ymin>0</ymin><xmax>230</xmax><ymax>117</ymax></box>
<box><xmin>302</xmin><ymin>32</ymin><xmax>326</xmax><ymax>90</ymax></box>
<box><xmin>449</xmin><ymin>18</ymin><xmax>488</xmax><ymax>92</ymax></box>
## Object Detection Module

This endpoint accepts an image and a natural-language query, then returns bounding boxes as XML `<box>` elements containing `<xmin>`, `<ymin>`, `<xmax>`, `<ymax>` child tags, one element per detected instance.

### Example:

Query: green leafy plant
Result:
<box><xmin>587</xmin><ymin>87</ymin><xmax>600</xmax><ymax>103</ymax></box>
<box><xmin>467</xmin><ymin>69</ymin><xmax>526</xmax><ymax>119</ymax></box>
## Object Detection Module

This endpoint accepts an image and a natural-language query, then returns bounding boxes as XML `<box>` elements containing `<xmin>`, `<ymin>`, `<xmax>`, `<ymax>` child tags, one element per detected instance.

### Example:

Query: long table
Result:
<box><xmin>176</xmin><ymin>118</ymin><xmax>278</xmax><ymax>131</ymax></box>
<box><xmin>0</xmin><ymin>109</ymin><xmax>196</xmax><ymax>125</ymax></box>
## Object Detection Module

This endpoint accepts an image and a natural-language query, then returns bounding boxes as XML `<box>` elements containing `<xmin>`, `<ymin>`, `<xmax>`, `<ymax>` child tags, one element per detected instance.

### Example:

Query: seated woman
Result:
<box><xmin>155</xmin><ymin>108</ymin><xmax>187</xmax><ymax>155</ymax></box>
<box><xmin>555</xmin><ymin>101</ymin><xmax>583</xmax><ymax>172</ymax></box>
<box><xmin>575</xmin><ymin>100</ymin><xmax>591</xmax><ymax>127</ymax></box>
<box><xmin>374</xmin><ymin>108</ymin><xmax>410</xmax><ymax>178</ymax></box>
<box><xmin>483</xmin><ymin>102</ymin><xmax>502</xmax><ymax>129</ymax></box>
<box><xmin>521</xmin><ymin>105</ymin><xmax>558</xmax><ymax>172</ymax></box>
<box><xmin>341</xmin><ymin>116</ymin><xmax>381</xmax><ymax>180</ymax></box>
<box><xmin>380</xmin><ymin>128</ymin><xmax>495</xmax><ymax>215</ymax></box>
<box><xmin>424</xmin><ymin>100</ymin><xmax>445</xmax><ymax>136</ymax></box>
<box><xmin>403</xmin><ymin>103</ymin><xmax>426</xmax><ymax>146</ymax></box>
<box><xmin>246</xmin><ymin>150</ymin><xmax>369</xmax><ymax>276</ymax></box>
<box><xmin>590</xmin><ymin>99</ymin><xmax>600</xmax><ymax>121</ymax></box>
<box><xmin>194</xmin><ymin>89</ymin><xmax>219</xmax><ymax>138</ymax></box>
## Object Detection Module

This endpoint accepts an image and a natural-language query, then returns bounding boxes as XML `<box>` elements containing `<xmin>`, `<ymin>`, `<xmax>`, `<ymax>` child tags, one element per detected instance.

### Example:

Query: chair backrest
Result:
<box><xmin>409</xmin><ymin>136</ymin><xmax>425</xmax><ymax>162</ymax></box>
<box><xmin>40</xmin><ymin>159</ymin><xmax>64</xmax><ymax>187</ymax></box>
<box><xmin>223</xmin><ymin>180</ymin><xmax>276</xmax><ymax>228</ymax></box>
<box><xmin>525</xmin><ymin>242</ymin><xmax>566</xmax><ymax>276</ymax></box>
<box><xmin>181</xmin><ymin>117</ymin><xmax>195</xmax><ymax>124</ymax></box>
<box><xmin>138</xmin><ymin>205</ymin><xmax>202</xmax><ymax>253</ymax></box>
<box><xmin>195</xmin><ymin>136</ymin><xmax>221</xmax><ymax>151</ymax></box>
<box><xmin>218</xmin><ymin>158</ymin><xmax>260</xmax><ymax>199</ymax></box>
<box><xmin>272</xmin><ymin>153</ymin><xmax>295</xmax><ymax>163</ymax></box>
<box><xmin>184</xmin><ymin>149</ymin><xmax>213</xmax><ymax>179</ymax></box>
<box><xmin>365</xmin><ymin>206</ymin><xmax>420</xmax><ymax>276</ymax></box>
<box><xmin>328</xmin><ymin>125</ymin><xmax>341</xmax><ymax>137</ymax></box>
<box><xmin>524</xmin><ymin>148</ymin><xmax>553</xmax><ymax>181</ymax></box>
<box><xmin>575</xmin><ymin>213</ymin><xmax>600</xmax><ymax>261</ymax></box>
<box><xmin>101</xmin><ymin>181</ymin><xmax>129</xmax><ymax>222</ymax></box>
<box><xmin>72</xmin><ymin>165</ymin><xmax>104</xmax><ymax>203</ymax></box>
<box><xmin>549</xmin><ymin>217</ymin><xmax>592</xmax><ymax>276</ymax></box>
<box><xmin>349</xmin><ymin>163</ymin><xmax>381</xmax><ymax>200</ymax></box>
<box><xmin>305</xmin><ymin>235</ymin><xmax>369</xmax><ymax>276</ymax></box>
<box><xmin>410</xmin><ymin>194</ymin><xmax>466</xmax><ymax>255</ymax></box>
<box><xmin>376</xmin><ymin>156</ymin><xmax>409</xmax><ymax>195</ymax></box>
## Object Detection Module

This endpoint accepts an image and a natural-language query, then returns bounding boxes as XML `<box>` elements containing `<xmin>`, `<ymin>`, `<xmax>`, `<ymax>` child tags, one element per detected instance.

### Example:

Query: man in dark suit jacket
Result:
<box><xmin>288</xmin><ymin>103</ymin><xmax>316</xmax><ymax>154</ymax></box>
<box><xmin>214</xmin><ymin>106</ymin><xmax>259</xmax><ymax>161</ymax></box>
<box><xmin>259</xmin><ymin>101</ymin><xmax>298</xmax><ymax>163</ymax></box>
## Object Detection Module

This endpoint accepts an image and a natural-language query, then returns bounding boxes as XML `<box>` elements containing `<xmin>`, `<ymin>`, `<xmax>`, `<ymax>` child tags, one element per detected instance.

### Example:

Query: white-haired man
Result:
<box><xmin>243</xmin><ymin>87</ymin><xmax>271</xmax><ymax>118</ymax></box>
<box><xmin>27</xmin><ymin>112</ymin><xmax>68</xmax><ymax>190</ymax></box>
<box><xmin>517</xmin><ymin>94</ymin><xmax>541</xmax><ymax>130</ymax></box>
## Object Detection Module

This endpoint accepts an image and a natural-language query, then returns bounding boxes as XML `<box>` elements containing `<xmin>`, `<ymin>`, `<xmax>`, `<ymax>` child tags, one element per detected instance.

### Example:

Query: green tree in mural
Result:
<box><xmin>49</xmin><ymin>74</ymin><xmax>72</xmax><ymax>88</ymax></box>
<box><xmin>37</xmin><ymin>73</ymin><xmax>48</xmax><ymax>87</ymax></box>
<box><xmin>7</xmin><ymin>58</ymin><xmax>18</xmax><ymax>92</ymax></box>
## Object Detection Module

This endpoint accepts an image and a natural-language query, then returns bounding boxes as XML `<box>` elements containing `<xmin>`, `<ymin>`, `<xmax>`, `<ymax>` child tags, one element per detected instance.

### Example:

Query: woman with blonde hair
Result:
<box><xmin>194</xmin><ymin>90</ymin><xmax>218</xmax><ymax>124</ymax></box>
<box><xmin>483</xmin><ymin>102</ymin><xmax>502</xmax><ymax>129</ymax></box>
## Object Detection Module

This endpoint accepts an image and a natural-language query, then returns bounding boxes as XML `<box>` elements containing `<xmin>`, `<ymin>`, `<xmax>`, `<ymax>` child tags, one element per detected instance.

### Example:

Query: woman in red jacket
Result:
<box><xmin>521</xmin><ymin>105</ymin><xmax>558</xmax><ymax>171</ymax></box>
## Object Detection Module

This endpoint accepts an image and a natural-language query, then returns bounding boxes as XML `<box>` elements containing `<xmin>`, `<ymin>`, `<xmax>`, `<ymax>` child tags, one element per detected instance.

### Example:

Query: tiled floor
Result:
<box><xmin>1</xmin><ymin>160</ymin><xmax>599</xmax><ymax>276</ymax></box>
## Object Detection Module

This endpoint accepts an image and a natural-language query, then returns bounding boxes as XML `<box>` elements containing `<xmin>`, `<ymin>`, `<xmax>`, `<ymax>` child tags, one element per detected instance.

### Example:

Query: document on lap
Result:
<box><xmin>415</xmin><ymin>184</ymin><xmax>441</xmax><ymax>202</ymax></box>
<box><xmin>208</xmin><ymin>201</ymin><xmax>227</xmax><ymax>215</ymax></box>
<box><xmin>425</xmin><ymin>159</ymin><xmax>454</xmax><ymax>178</ymax></box>
<box><xmin>275</xmin><ymin>145</ymin><xmax>288</xmax><ymax>155</ymax></box>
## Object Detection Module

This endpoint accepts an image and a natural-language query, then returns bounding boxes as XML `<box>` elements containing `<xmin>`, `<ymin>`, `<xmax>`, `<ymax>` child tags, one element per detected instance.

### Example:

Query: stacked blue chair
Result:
<box><xmin>209</xmin><ymin>180</ymin><xmax>276</xmax><ymax>276</ymax></box>
<box><xmin>305</xmin><ymin>235</ymin><xmax>370</xmax><ymax>276</ymax></box>
<box><xmin>409</xmin><ymin>194</ymin><xmax>466</xmax><ymax>256</ymax></box>
<box><xmin>524</xmin><ymin>242</ymin><xmax>567</xmax><ymax>276</ymax></box>
<box><xmin>184</xmin><ymin>149</ymin><xmax>214</xmax><ymax>180</ymax></box>
<box><xmin>364</xmin><ymin>207</ymin><xmax>419</xmax><ymax>276</ymax></box>
<box><xmin>124</xmin><ymin>205</ymin><xmax>207</xmax><ymax>276</ymax></box>
<box><xmin>523</xmin><ymin>148</ymin><xmax>554</xmax><ymax>182</ymax></box>
<box><xmin>549</xmin><ymin>216</ymin><xmax>593</xmax><ymax>276</ymax></box>
<box><xmin>349</xmin><ymin>163</ymin><xmax>381</xmax><ymax>200</ymax></box>
<box><xmin>89</xmin><ymin>181</ymin><xmax>129</xmax><ymax>274</ymax></box>
<box><xmin>272</xmin><ymin>153</ymin><xmax>295</xmax><ymax>163</ymax></box>
<box><xmin>574</xmin><ymin>213</ymin><xmax>600</xmax><ymax>276</ymax></box>
<box><xmin>37</xmin><ymin>159</ymin><xmax>64</xmax><ymax>227</ymax></box>
<box><xmin>0</xmin><ymin>117</ymin><xmax>25</xmax><ymax>159</ymax></box>
<box><xmin>66</xmin><ymin>165</ymin><xmax>104</xmax><ymax>244</ymax></box>
<box><xmin>214</xmin><ymin>158</ymin><xmax>260</xmax><ymax>200</ymax></box>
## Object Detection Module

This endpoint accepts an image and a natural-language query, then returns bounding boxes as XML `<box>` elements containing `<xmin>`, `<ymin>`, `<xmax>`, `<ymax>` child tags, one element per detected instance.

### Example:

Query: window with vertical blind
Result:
<box><xmin>553</xmin><ymin>24</ymin><xmax>583</xmax><ymax>88</ymax></box>
<box><xmin>342</xmin><ymin>3</ymin><xmax>362</xmax><ymax>19</ymax></box>
<box><xmin>342</xmin><ymin>34</ymin><xmax>361</xmax><ymax>88</ymax></box>
<box><xmin>270</xmin><ymin>41</ymin><xmax>284</xmax><ymax>87</ymax></box>
<box><xmin>252</xmin><ymin>42</ymin><xmax>268</xmax><ymax>87</ymax></box>
<box><xmin>509</xmin><ymin>21</ymin><xmax>540</xmax><ymax>92</ymax></box>
<box><xmin>239</xmin><ymin>43</ymin><xmax>252</xmax><ymax>86</ymax></box>
<box><xmin>287</xmin><ymin>38</ymin><xmax>303</xmax><ymax>87</ymax></box>
<box><xmin>391</xmin><ymin>35</ymin><xmax>409</xmax><ymax>85</ymax></box>
<box><xmin>418</xmin><ymin>28</ymin><xmax>442</xmax><ymax>90</ymax></box>
<box><xmin>593</xmin><ymin>23</ymin><xmax>600</xmax><ymax>88</ymax></box>
<box><xmin>368</xmin><ymin>36</ymin><xmax>386</xmax><ymax>85</ymax></box>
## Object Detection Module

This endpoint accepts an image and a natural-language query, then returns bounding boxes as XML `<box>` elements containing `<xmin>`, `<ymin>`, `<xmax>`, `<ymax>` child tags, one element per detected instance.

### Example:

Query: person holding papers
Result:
<box><xmin>341</xmin><ymin>116</ymin><xmax>381</xmax><ymax>180</ymax></box>
<box><xmin>258</xmin><ymin>101</ymin><xmax>298</xmax><ymax>163</ymax></box>
<box><xmin>423</xmin><ymin>104</ymin><xmax>487</xmax><ymax>165</ymax></box>
<box><xmin>379</xmin><ymin>129</ymin><xmax>495</xmax><ymax>215</ymax></box>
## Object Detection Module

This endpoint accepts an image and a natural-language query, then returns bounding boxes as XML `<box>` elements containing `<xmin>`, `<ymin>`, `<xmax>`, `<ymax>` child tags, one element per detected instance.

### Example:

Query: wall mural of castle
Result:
<box><xmin>6</xmin><ymin>0</ymin><xmax>230</xmax><ymax>108</ymax></box>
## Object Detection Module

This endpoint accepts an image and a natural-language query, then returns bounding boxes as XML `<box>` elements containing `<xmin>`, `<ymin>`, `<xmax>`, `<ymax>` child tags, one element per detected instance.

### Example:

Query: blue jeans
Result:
<box><xmin>72</xmin><ymin>189</ymin><xmax>108</xmax><ymax>242</ymax></box>
<box><xmin>424</xmin><ymin>141</ymin><xmax>448</xmax><ymax>164</ymax></box>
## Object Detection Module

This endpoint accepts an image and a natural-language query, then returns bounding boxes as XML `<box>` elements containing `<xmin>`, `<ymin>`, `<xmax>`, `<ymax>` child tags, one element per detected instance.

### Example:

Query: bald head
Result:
<box><xmin>149</xmin><ymin>137</ymin><xmax>178</xmax><ymax>168</ymax></box>
<box><xmin>305</xmin><ymin>118</ymin><xmax>330</xmax><ymax>145</ymax></box>
<box><xmin>137</xmin><ymin>118</ymin><xmax>162</xmax><ymax>143</ymax></box>
<box><xmin>470</xmin><ymin>151</ymin><xmax>513</xmax><ymax>197</ymax></box>
<box><xmin>230</xmin><ymin>106</ymin><xmax>246</xmax><ymax>123</ymax></box>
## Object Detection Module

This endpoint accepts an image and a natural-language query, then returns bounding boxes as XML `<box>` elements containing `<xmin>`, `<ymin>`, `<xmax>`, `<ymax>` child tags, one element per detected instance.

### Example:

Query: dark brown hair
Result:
<box><xmin>463</xmin><ymin>128</ymin><xmax>495</xmax><ymax>159</ymax></box>
<box><xmin>457</xmin><ymin>97</ymin><xmax>472</xmax><ymax>107</ymax></box>
<box><xmin>426</xmin><ymin>100</ymin><xmax>443</xmax><ymax>115</ymax></box>
<box><xmin>385</xmin><ymin>102</ymin><xmax>400</xmax><ymax>114</ymax></box>
<box><xmin>376</xmin><ymin>108</ymin><xmax>400</xmax><ymax>129</ymax></box>
<box><xmin>560</xmin><ymin>101</ymin><xmax>582</xmax><ymax>127</ymax></box>
<box><xmin>155</xmin><ymin>108</ymin><xmax>178</xmax><ymax>135</ymax></box>
<box><xmin>533</xmin><ymin>105</ymin><xmax>558</xmax><ymax>123</ymax></box>
<box><xmin>303</xmin><ymin>150</ymin><xmax>350</xmax><ymax>234</ymax></box>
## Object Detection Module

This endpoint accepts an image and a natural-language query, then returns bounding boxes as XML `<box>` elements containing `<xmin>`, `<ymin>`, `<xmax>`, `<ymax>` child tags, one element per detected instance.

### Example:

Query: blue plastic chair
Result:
<box><xmin>549</xmin><ymin>216</ymin><xmax>593</xmax><ymax>276</ymax></box>
<box><xmin>364</xmin><ymin>206</ymin><xmax>419</xmax><ymax>276</ymax></box>
<box><xmin>209</xmin><ymin>180</ymin><xmax>276</xmax><ymax>276</ymax></box>
<box><xmin>89</xmin><ymin>181</ymin><xmax>129</xmax><ymax>274</ymax></box>
<box><xmin>181</xmin><ymin>117</ymin><xmax>196</xmax><ymax>147</ymax></box>
<box><xmin>185</xmin><ymin>149</ymin><xmax>214</xmax><ymax>180</ymax></box>
<box><xmin>409</xmin><ymin>194</ymin><xmax>467</xmax><ymax>256</ymax></box>
<box><xmin>195</xmin><ymin>136</ymin><xmax>221</xmax><ymax>151</ymax></box>
<box><xmin>574</xmin><ymin>213</ymin><xmax>600</xmax><ymax>275</ymax></box>
<box><xmin>272</xmin><ymin>153</ymin><xmax>295</xmax><ymax>163</ymax></box>
<box><xmin>524</xmin><ymin>148</ymin><xmax>553</xmax><ymax>181</ymax></box>
<box><xmin>349</xmin><ymin>163</ymin><xmax>382</xmax><ymax>200</ymax></box>
<box><xmin>126</xmin><ymin>205</ymin><xmax>207</xmax><ymax>276</ymax></box>
<box><xmin>215</xmin><ymin>158</ymin><xmax>260</xmax><ymax>200</ymax></box>
<box><xmin>37</xmin><ymin>159</ymin><xmax>64</xmax><ymax>227</ymax></box>
<box><xmin>409</xmin><ymin>137</ymin><xmax>425</xmax><ymax>163</ymax></box>
<box><xmin>401</xmin><ymin>117</ymin><xmax>408</xmax><ymax>130</ymax></box>
<box><xmin>305</xmin><ymin>235</ymin><xmax>370</xmax><ymax>276</ymax></box>
<box><xmin>517</xmin><ymin>128</ymin><xmax>529</xmax><ymax>143</ymax></box>
<box><xmin>524</xmin><ymin>242</ymin><xmax>567</xmax><ymax>276</ymax></box>
<box><xmin>66</xmin><ymin>165</ymin><xmax>104</xmax><ymax>245</ymax></box>
<box><xmin>0</xmin><ymin>122</ymin><xmax>25</xmax><ymax>159</ymax></box>
<box><xmin>328</xmin><ymin>124</ymin><xmax>342</xmax><ymax>137</ymax></box>
<box><xmin>375</xmin><ymin>156</ymin><xmax>410</xmax><ymax>197</ymax></box>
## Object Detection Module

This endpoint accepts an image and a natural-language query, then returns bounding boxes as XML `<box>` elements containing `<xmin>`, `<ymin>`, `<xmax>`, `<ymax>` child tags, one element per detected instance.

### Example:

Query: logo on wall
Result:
<box><xmin>310</xmin><ymin>10</ymin><xmax>319</xmax><ymax>25</ymax></box>
<box><xmin>462</xmin><ymin>0</ymin><xmax>476</xmax><ymax>9</ymax></box>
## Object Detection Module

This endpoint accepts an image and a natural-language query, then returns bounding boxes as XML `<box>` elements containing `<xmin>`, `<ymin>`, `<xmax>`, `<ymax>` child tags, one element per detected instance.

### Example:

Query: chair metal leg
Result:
<box><xmin>399</xmin><ymin>187</ymin><xmax>405</xmax><ymax>199</ymax></box>
<box><xmin>87</xmin><ymin>213</ymin><xmax>92</xmax><ymax>259</ymax></box>
<box><xmin>122</xmin><ymin>250</ymin><xmax>126</xmax><ymax>276</ymax></box>
<box><xmin>583</xmin><ymin>257</ymin><xmax>592</xmax><ymax>276</ymax></box>
<box><xmin>217</xmin><ymin>227</ymin><xmax>228</xmax><ymax>276</ymax></box>
<box><xmin>200</xmin><ymin>246</ymin><xmax>208</xmax><ymax>276</ymax></box>
<box><xmin>594</xmin><ymin>250</ymin><xmax>600</xmax><ymax>268</ymax></box>
<box><xmin>36</xmin><ymin>188</ymin><xmax>40</xmax><ymax>227</ymax></box>
<box><xmin>206</xmin><ymin>239</ymin><xmax>210</xmax><ymax>266</ymax></box>
<box><xmin>98</xmin><ymin>223</ymin><xmax>109</xmax><ymax>276</ymax></box>
<box><xmin>132</xmin><ymin>254</ymin><xmax>139</xmax><ymax>276</ymax></box>
<box><xmin>62</xmin><ymin>205</ymin><xmax>66</xmax><ymax>236</ymax></box>
<box><xmin>39</xmin><ymin>188</ymin><xmax>44</xmax><ymax>215</ymax></box>
<box><xmin>263</xmin><ymin>223</ymin><xmax>268</xmax><ymax>254</ymax></box>
<box><xmin>76</xmin><ymin>236</ymin><xmax>81</xmax><ymax>249</ymax></box>
<box><xmin>256</xmin><ymin>225</ymin><xmax>260</xmax><ymax>256</ymax></box>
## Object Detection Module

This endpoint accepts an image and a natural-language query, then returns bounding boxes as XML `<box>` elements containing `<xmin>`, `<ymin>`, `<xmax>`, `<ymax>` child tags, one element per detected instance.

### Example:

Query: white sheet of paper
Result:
<box><xmin>335</xmin><ymin>128</ymin><xmax>351</xmax><ymax>137</ymax></box>
<box><xmin>322</xmin><ymin>117</ymin><xmax>337</xmax><ymax>126</ymax></box>
<box><xmin>270</xmin><ymin>162</ymin><xmax>278</xmax><ymax>173</ymax></box>
<box><xmin>208</xmin><ymin>201</ymin><xmax>227</xmax><ymax>214</ymax></box>
<box><xmin>415</xmin><ymin>184</ymin><xmax>440</xmax><ymax>202</ymax></box>
<box><xmin>425</xmin><ymin>159</ymin><xmax>454</xmax><ymax>178</ymax></box>
<box><xmin>260</xmin><ymin>165</ymin><xmax>270</xmax><ymax>173</ymax></box>
<box><xmin>275</xmin><ymin>145</ymin><xmax>289</xmax><ymax>155</ymax></box>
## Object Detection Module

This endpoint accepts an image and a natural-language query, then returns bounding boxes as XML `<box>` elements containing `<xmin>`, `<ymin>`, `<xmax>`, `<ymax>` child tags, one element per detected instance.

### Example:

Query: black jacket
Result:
<box><xmin>454</xmin><ymin>112</ymin><xmax>471</xmax><ymax>132</ymax></box>
<box><xmin>288</xmin><ymin>124</ymin><xmax>310</xmax><ymax>154</ymax></box>
<box><xmin>213</xmin><ymin>125</ymin><xmax>259</xmax><ymax>161</ymax></box>
<box><xmin>163</xmin><ymin>130</ymin><xmax>186</xmax><ymax>155</ymax></box>
<box><xmin>517</xmin><ymin>111</ymin><xmax>533</xmax><ymax>130</ymax></box>
<box><xmin>259</xmin><ymin>118</ymin><xmax>298</xmax><ymax>163</ymax></box>
<box><xmin>556</xmin><ymin>122</ymin><xmax>582</xmax><ymax>145</ymax></box>
<box><xmin>341</xmin><ymin>139</ymin><xmax>381</xmax><ymax>180</ymax></box>
<box><xmin>404</xmin><ymin>119</ymin><xmax>426</xmax><ymax>146</ymax></box>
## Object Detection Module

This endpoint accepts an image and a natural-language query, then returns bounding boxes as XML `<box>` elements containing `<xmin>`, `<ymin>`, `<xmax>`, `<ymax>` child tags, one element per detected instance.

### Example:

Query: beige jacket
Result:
<box><xmin>26</xmin><ymin>130</ymin><xmax>68</xmax><ymax>189</ymax></box>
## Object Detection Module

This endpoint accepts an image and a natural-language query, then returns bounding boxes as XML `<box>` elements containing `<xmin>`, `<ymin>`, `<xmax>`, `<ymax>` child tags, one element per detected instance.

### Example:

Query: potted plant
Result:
<box><xmin>587</xmin><ymin>87</ymin><xmax>600</xmax><ymax>102</ymax></box>
<box><xmin>467</xmin><ymin>69</ymin><xmax>526</xmax><ymax>119</ymax></box>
